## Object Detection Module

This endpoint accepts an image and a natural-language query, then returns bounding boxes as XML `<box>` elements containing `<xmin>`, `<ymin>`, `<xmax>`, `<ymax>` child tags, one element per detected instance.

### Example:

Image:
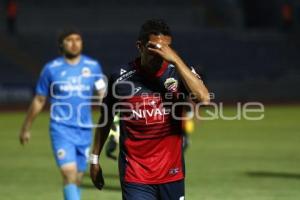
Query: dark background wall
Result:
<box><xmin>0</xmin><ymin>0</ymin><xmax>299</xmax><ymax>104</ymax></box>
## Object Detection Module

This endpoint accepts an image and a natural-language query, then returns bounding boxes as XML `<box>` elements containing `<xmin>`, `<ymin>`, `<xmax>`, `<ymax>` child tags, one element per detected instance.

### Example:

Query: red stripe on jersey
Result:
<box><xmin>133</xmin><ymin>57</ymin><xmax>169</xmax><ymax>78</ymax></box>
<box><xmin>155</xmin><ymin>61</ymin><xmax>169</xmax><ymax>77</ymax></box>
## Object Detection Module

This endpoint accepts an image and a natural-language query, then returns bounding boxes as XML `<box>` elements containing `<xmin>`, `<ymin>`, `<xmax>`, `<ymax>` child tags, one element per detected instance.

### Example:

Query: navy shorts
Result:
<box><xmin>121</xmin><ymin>179</ymin><xmax>185</xmax><ymax>200</ymax></box>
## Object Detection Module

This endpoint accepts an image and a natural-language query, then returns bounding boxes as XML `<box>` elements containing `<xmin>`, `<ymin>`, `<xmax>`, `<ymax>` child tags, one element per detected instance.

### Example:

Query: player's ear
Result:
<box><xmin>136</xmin><ymin>41</ymin><xmax>142</xmax><ymax>53</ymax></box>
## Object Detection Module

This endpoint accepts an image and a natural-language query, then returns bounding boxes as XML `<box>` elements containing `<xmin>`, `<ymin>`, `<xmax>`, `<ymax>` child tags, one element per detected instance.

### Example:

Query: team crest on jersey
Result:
<box><xmin>81</xmin><ymin>67</ymin><xmax>91</xmax><ymax>77</ymax></box>
<box><xmin>164</xmin><ymin>78</ymin><xmax>178</xmax><ymax>92</ymax></box>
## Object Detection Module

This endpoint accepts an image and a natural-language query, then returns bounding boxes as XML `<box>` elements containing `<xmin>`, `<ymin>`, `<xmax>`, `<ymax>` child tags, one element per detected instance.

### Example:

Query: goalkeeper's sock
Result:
<box><xmin>64</xmin><ymin>184</ymin><xmax>79</xmax><ymax>200</ymax></box>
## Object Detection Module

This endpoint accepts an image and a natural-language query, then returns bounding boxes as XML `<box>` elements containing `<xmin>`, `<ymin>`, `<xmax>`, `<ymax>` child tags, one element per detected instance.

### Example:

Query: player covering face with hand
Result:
<box><xmin>19</xmin><ymin>29</ymin><xmax>106</xmax><ymax>200</ymax></box>
<box><xmin>90</xmin><ymin>19</ymin><xmax>210</xmax><ymax>200</ymax></box>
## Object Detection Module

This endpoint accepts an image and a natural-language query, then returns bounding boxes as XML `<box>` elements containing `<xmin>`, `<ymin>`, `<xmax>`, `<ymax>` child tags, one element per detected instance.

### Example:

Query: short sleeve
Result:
<box><xmin>102</xmin><ymin>72</ymin><xmax>118</xmax><ymax>118</ymax></box>
<box><xmin>103</xmin><ymin>72</ymin><xmax>117</xmax><ymax>105</ymax></box>
<box><xmin>35</xmin><ymin>66</ymin><xmax>51</xmax><ymax>96</ymax></box>
<box><xmin>93</xmin><ymin>62</ymin><xmax>106</xmax><ymax>91</ymax></box>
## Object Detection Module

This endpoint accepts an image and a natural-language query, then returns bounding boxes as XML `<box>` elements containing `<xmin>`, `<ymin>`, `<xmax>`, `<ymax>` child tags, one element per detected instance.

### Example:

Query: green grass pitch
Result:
<box><xmin>0</xmin><ymin>105</ymin><xmax>300</xmax><ymax>200</ymax></box>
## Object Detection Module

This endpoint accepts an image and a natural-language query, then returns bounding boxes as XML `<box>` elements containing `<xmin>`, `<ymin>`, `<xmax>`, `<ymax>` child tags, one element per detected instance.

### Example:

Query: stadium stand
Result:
<box><xmin>0</xmin><ymin>1</ymin><xmax>299</xmax><ymax>104</ymax></box>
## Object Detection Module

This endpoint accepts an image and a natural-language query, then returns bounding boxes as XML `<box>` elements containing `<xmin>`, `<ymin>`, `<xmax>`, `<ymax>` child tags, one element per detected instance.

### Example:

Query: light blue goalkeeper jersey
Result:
<box><xmin>36</xmin><ymin>55</ymin><xmax>106</xmax><ymax>128</ymax></box>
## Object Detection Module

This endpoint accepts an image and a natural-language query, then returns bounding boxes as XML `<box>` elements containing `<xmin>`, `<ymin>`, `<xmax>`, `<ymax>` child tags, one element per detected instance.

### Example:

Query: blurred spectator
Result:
<box><xmin>6</xmin><ymin>0</ymin><xmax>18</xmax><ymax>35</ymax></box>
<box><xmin>281</xmin><ymin>3</ymin><xmax>293</xmax><ymax>30</ymax></box>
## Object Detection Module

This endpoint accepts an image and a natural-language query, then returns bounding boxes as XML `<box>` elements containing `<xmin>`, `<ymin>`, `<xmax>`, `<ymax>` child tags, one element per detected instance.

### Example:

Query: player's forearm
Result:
<box><xmin>21</xmin><ymin>95</ymin><xmax>46</xmax><ymax>131</ymax></box>
<box><xmin>92</xmin><ymin>128</ymin><xmax>109</xmax><ymax>156</ymax></box>
<box><xmin>92</xmin><ymin>114</ymin><xmax>113</xmax><ymax>156</ymax></box>
<box><xmin>96</xmin><ymin>89</ymin><xmax>105</xmax><ymax>104</ymax></box>
<box><xmin>174</xmin><ymin>59</ymin><xmax>210</xmax><ymax>104</ymax></box>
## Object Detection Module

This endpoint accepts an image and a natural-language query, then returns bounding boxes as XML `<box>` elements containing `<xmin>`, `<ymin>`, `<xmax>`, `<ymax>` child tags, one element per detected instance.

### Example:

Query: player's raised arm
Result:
<box><xmin>19</xmin><ymin>95</ymin><xmax>47</xmax><ymax>145</ymax></box>
<box><xmin>147</xmin><ymin>41</ymin><xmax>210</xmax><ymax>104</ymax></box>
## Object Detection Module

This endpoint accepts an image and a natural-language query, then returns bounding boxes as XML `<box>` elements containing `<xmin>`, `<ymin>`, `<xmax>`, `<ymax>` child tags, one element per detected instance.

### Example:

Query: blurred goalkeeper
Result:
<box><xmin>105</xmin><ymin>115</ymin><xmax>120</xmax><ymax>160</ymax></box>
<box><xmin>19</xmin><ymin>29</ymin><xmax>106</xmax><ymax>200</ymax></box>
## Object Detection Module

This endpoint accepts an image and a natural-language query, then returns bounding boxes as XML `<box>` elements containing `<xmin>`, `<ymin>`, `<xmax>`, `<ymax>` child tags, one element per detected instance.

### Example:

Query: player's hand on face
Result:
<box><xmin>146</xmin><ymin>41</ymin><xmax>180</xmax><ymax>64</ymax></box>
<box><xmin>19</xmin><ymin>130</ymin><xmax>31</xmax><ymax>145</ymax></box>
<box><xmin>90</xmin><ymin>163</ymin><xmax>105</xmax><ymax>190</ymax></box>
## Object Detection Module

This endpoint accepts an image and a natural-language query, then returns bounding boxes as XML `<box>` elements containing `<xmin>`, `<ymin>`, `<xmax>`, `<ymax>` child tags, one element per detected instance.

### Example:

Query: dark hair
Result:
<box><xmin>138</xmin><ymin>19</ymin><xmax>172</xmax><ymax>44</ymax></box>
<box><xmin>57</xmin><ymin>28</ymin><xmax>82</xmax><ymax>51</ymax></box>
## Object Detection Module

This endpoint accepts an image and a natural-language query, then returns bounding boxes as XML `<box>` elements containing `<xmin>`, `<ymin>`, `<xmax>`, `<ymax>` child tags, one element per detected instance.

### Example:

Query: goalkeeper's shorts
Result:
<box><xmin>49</xmin><ymin>122</ymin><xmax>92</xmax><ymax>172</ymax></box>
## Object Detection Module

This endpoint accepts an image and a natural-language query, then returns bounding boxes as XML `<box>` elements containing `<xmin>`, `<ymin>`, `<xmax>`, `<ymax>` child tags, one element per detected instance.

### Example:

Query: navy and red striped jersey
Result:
<box><xmin>104</xmin><ymin>58</ymin><xmax>202</xmax><ymax>184</ymax></box>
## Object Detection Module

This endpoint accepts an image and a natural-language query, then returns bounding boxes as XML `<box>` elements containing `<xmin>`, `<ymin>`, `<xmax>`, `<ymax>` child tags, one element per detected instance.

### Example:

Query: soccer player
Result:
<box><xmin>19</xmin><ymin>29</ymin><xmax>106</xmax><ymax>200</ymax></box>
<box><xmin>106</xmin><ymin>112</ymin><xmax>191</xmax><ymax>159</ymax></box>
<box><xmin>90</xmin><ymin>19</ymin><xmax>210</xmax><ymax>200</ymax></box>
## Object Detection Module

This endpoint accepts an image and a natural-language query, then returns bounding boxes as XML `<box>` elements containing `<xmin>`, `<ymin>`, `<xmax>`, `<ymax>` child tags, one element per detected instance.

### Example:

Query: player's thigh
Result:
<box><xmin>50</xmin><ymin>130</ymin><xmax>77</xmax><ymax>169</ymax></box>
<box><xmin>158</xmin><ymin>179</ymin><xmax>185</xmax><ymax>200</ymax></box>
<box><xmin>121</xmin><ymin>182</ymin><xmax>158</xmax><ymax>200</ymax></box>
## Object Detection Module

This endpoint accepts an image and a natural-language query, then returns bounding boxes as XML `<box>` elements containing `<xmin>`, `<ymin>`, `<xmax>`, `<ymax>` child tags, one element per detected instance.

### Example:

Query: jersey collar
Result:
<box><xmin>63</xmin><ymin>55</ymin><xmax>83</xmax><ymax>66</ymax></box>
<box><xmin>133</xmin><ymin>57</ymin><xmax>169</xmax><ymax>78</ymax></box>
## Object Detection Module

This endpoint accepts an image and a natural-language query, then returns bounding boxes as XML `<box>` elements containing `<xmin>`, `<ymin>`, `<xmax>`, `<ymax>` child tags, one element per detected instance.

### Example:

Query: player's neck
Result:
<box><xmin>140</xmin><ymin>63</ymin><xmax>161</xmax><ymax>74</ymax></box>
<box><xmin>140</xmin><ymin>57</ymin><xmax>163</xmax><ymax>75</ymax></box>
<box><xmin>64</xmin><ymin>55</ymin><xmax>81</xmax><ymax>65</ymax></box>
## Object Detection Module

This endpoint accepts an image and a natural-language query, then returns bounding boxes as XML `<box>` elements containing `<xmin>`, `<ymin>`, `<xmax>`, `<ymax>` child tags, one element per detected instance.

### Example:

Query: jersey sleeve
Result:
<box><xmin>103</xmin><ymin>72</ymin><xmax>117</xmax><ymax>105</ymax></box>
<box><xmin>156</xmin><ymin>63</ymin><xmax>204</xmax><ymax>99</ymax></box>
<box><xmin>93</xmin><ymin>62</ymin><xmax>106</xmax><ymax>91</ymax></box>
<box><xmin>102</xmin><ymin>72</ymin><xmax>118</xmax><ymax>118</ymax></box>
<box><xmin>35</xmin><ymin>65</ymin><xmax>51</xmax><ymax>97</ymax></box>
<box><xmin>178</xmin><ymin>66</ymin><xmax>204</xmax><ymax>97</ymax></box>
